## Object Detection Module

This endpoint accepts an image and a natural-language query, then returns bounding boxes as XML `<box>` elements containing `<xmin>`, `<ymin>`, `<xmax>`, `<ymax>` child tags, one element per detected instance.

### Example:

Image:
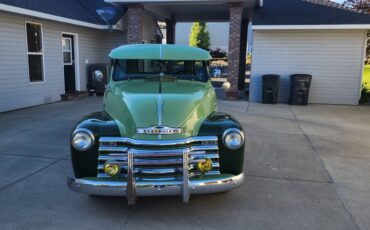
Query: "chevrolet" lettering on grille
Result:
<box><xmin>136</xmin><ymin>126</ymin><xmax>183</xmax><ymax>135</ymax></box>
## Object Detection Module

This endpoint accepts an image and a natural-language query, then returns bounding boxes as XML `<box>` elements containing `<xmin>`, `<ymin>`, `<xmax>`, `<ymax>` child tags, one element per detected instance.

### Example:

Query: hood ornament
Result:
<box><xmin>136</xmin><ymin>126</ymin><xmax>183</xmax><ymax>135</ymax></box>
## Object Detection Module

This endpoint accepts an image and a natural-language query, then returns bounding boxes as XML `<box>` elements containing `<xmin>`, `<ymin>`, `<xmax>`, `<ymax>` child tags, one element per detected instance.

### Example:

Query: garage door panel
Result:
<box><xmin>250</xmin><ymin>29</ymin><xmax>366</xmax><ymax>105</ymax></box>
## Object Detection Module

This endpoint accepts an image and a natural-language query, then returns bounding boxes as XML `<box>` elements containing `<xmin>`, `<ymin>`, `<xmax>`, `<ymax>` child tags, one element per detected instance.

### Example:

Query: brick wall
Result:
<box><xmin>127</xmin><ymin>4</ymin><xmax>144</xmax><ymax>44</ymax></box>
<box><xmin>226</xmin><ymin>3</ymin><xmax>243</xmax><ymax>98</ymax></box>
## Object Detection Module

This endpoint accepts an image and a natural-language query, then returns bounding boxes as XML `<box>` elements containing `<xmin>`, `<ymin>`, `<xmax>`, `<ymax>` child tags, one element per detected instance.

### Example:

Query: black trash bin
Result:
<box><xmin>88</xmin><ymin>64</ymin><xmax>109</xmax><ymax>96</ymax></box>
<box><xmin>262</xmin><ymin>74</ymin><xmax>280</xmax><ymax>104</ymax></box>
<box><xmin>289</xmin><ymin>74</ymin><xmax>312</xmax><ymax>105</ymax></box>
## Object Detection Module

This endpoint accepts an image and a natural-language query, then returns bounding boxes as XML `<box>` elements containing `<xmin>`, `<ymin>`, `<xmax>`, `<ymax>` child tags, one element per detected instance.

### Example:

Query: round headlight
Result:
<box><xmin>71</xmin><ymin>128</ymin><xmax>95</xmax><ymax>151</ymax></box>
<box><xmin>222</xmin><ymin>128</ymin><xmax>245</xmax><ymax>150</ymax></box>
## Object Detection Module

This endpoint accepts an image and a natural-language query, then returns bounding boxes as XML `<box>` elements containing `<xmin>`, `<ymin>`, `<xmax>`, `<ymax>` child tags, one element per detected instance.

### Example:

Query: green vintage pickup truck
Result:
<box><xmin>68</xmin><ymin>44</ymin><xmax>245</xmax><ymax>205</ymax></box>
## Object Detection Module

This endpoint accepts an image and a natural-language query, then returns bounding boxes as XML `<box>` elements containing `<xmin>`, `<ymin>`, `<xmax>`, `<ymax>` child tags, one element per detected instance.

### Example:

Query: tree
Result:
<box><xmin>189</xmin><ymin>22</ymin><xmax>211</xmax><ymax>51</ymax></box>
<box><xmin>342</xmin><ymin>0</ymin><xmax>370</xmax><ymax>13</ymax></box>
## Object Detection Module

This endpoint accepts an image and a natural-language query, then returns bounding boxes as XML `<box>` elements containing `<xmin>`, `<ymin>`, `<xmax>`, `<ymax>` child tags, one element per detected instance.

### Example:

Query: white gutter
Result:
<box><xmin>253</xmin><ymin>24</ymin><xmax>370</xmax><ymax>30</ymax></box>
<box><xmin>259</xmin><ymin>0</ymin><xmax>263</xmax><ymax>7</ymax></box>
<box><xmin>0</xmin><ymin>3</ymin><xmax>112</xmax><ymax>29</ymax></box>
<box><xmin>106</xmin><ymin>0</ymin><xmax>258</xmax><ymax>4</ymax></box>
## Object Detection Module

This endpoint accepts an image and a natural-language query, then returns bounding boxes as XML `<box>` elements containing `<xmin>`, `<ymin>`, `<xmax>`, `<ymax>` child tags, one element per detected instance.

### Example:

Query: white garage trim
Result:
<box><xmin>253</xmin><ymin>25</ymin><xmax>370</xmax><ymax>30</ymax></box>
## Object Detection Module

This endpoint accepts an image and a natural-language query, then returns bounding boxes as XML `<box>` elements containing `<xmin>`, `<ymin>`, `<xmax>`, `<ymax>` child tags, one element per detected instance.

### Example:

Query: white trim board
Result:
<box><xmin>0</xmin><ymin>3</ymin><xmax>113</xmax><ymax>29</ymax></box>
<box><xmin>253</xmin><ymin>24</ymin><xmax>370</xmax><ymax>30</ymax></box>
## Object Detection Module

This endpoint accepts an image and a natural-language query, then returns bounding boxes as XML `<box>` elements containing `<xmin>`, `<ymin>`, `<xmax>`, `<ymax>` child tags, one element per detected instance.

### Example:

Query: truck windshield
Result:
<box><xmin>112</xmin><ymin>60</ymin><xmax>209</xmax><ymax>82</ymax></box>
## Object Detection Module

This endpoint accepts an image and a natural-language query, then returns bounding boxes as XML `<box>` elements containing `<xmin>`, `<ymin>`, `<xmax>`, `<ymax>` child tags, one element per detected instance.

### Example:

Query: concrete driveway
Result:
<box><xmin>0</xmin><ymin>97</ymin><xmax>369</xmax><ymax>230</ymax></box>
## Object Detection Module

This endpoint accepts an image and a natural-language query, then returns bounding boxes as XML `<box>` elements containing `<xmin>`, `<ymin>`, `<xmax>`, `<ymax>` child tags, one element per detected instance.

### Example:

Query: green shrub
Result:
<box><xmin>360</xmin><ymin>87</ymin><xmax>370</xmax><ymax>104</ymax></box>
<box><xmin>363</xmin><ymin>65</ymin><xmax>370</xmax><ymax>91</ymax></box>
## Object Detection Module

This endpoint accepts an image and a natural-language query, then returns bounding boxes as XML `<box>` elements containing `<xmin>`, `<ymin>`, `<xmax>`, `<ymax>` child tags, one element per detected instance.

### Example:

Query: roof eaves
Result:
<box><xmin>0</xmin><ymin>3</ymin><xmax>112</xmax><ymax>29</ymax></box>
<box><xmin>303</xmin><ymin>0</ymin><xmax>369</xmax><ymax>15</ymax></box>
<box><xmin>252</xmin><ymin>0</ymin><xmax>370</xmax><ymax>26</ymax></box>
<box><xmin>252</xmin><ymin>24</ymin><xmax>370</xmax><ymax>30</ymax></box>
<box><xmin>75</xmin><ymin>0</ymin><xmax>102</xmax><ymax>24</ymax></box>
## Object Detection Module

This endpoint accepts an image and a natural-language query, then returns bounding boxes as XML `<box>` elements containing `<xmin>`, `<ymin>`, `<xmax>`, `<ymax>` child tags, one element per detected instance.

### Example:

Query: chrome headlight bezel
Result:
<box><xmin>71</xmin><ymin>128</ymin><xmax>95</xmax><ymax>151</ymax></box>
<box><xmin>222</xmin><ymin>128</ymin><xmax>245</xmax><ymax>150</ymax></box>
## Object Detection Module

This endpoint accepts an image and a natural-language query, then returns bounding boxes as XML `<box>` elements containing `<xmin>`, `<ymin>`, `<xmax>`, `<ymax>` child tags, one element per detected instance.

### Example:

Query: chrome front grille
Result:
<box><xmin>97</xmin><ymin>136</ymin><xmax>220</xmax><ymax>181</ymax></box>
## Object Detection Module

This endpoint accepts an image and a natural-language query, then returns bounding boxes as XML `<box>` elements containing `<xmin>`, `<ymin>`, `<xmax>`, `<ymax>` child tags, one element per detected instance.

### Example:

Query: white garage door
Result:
<box><xmin>250</xmin><ymin>29</ymin><xmax>366</xmax><ymax>105</ymax></box>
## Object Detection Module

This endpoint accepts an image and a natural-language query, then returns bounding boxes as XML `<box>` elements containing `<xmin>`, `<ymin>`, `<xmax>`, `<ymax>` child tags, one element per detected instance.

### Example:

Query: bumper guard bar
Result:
<box><xmin>67</xmin><ymin>173</ymin><xmax>244</xmax><ymax>204</ymax></box>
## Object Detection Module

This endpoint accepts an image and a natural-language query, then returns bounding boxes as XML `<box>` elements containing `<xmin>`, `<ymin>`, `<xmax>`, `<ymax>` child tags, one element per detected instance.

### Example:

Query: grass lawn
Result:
<box><xmin>363</xmin><ymin>65</ymin><xmax>370</xmax><ymax>91</ymax></box>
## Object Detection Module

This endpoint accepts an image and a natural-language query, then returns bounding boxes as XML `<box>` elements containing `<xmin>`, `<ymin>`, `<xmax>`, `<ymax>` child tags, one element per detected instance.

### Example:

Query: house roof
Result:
<box><xmin>109</xmin><ymin>44</ymin><xmax>212</xmax><ymax>60</ymax></box>
<box><xmin>253</xmin><ymin>0</ymin><xmax>370</xmax><ymax>27</ymax></box>
<box><xmin>0</xmin><ymin>0</ymin><xmax>123</xmax><ymax>28</ymax></box>
<box><xmin>106</xmin><ymin>0</ymin><xmax>259</xmax><ymax>21</ymax></box>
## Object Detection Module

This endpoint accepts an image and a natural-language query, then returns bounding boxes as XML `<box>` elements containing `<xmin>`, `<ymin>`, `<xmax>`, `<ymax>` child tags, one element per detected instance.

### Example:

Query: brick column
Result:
<box><xmin>226</xmin><ymin>3</ymin><xmax>243</xmax><ymax>99</ymax></box>
<box><xmin>127</xmin><ymin>4</ymin><xmax>144</xmax><ymax>44</ymax></box>
<box><xmin>166</xmin><ymin>20</ymin><xmax>176</xmax><ymax>44</ymax></box>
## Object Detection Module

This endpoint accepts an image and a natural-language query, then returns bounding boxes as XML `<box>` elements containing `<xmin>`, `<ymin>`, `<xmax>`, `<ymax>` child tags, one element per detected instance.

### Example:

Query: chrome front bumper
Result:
<box><xmin>67</xmin><ymin>173</ymin><xmax>244</xmax><ymax>203</ymax></box>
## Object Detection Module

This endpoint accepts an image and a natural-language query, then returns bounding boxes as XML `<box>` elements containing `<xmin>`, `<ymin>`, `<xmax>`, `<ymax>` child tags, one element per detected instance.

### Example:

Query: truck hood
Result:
<box><xmin>104</xmin><ymin>79</ymin><xmax>217</xmax><ymax>140</ymax></box>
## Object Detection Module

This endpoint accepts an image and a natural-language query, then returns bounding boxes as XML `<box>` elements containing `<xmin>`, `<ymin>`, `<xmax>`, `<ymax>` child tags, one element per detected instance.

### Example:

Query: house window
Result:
<box><xmin>26</xmin><ymin>22</ymin><xmax>44</xmax><ymax>83</ymax></box>
<box><xmin>62</xmin><ymin>37</ymin><xmax>73</xmax><ymax>65</ymax></box>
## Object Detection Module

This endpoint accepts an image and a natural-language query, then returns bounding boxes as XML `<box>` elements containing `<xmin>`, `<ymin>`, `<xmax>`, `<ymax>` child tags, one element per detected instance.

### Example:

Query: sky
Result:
<box><xmin>176</xmin><ymin>23</ymin><xmax>230</xmax><ymax>51</ymax></box>
<box><xmin>175</xmin><ymin>0</ymin><xmax>349</xmax><ymax>51</ymax></box>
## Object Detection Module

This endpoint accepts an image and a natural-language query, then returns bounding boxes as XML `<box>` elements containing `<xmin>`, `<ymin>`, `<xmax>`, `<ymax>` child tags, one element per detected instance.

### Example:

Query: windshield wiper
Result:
<box><xmin>145</xmin><ymin>74</ymin><xmax>162</xmax><ymax>81</ymax></box>
<box><xmin>146</xmin><ymin>74</ymin><xmax>177</xmax><ymax>81</ymax></box>
<box><xmin>145</xmin><ymin>73</ymin><xmax>178</xmax><ymax>94</ymax></box>
<box><xmin>144</xmin><ymin>73</ymin><xmax>164</xmax><ymax>94</ymax></box>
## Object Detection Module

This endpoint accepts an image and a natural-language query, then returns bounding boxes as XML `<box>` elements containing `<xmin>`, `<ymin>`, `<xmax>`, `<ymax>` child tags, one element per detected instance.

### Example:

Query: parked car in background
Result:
<box><xmin>212</xmin><ymin>68</ymin><xmax>222</xmax><ymax>78</ymax></box>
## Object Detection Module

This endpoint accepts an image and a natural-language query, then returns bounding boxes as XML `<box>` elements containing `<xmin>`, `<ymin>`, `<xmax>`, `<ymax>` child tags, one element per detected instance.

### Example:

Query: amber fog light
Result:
<box><xmin>71</xmin><ymin>128</ymin><xmax>95</xmax><ymax>151</ymax></box>
<box><xmin>103</xmin><ymin>163</ymin><xmax>121</xmax><ymax>177</ymax></box>
<box><xmin>197</xmin><ymin>158</ymin><xmax>213</xmax><ymax>173</ymax></box>
<box><xmin>222</xmin><ymin>128</ymin><xmax>244</xmax><ymax>150</ymax></box>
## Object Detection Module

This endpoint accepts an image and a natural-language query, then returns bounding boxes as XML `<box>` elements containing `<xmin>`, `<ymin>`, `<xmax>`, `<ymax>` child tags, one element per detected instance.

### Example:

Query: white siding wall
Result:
<box><xmin>250</xmin><ymin>29</ymin><xmax>366</xmax><ymax>105</ymax></box>
<box><xmin>143</xmin><ymin>14</ymin><xmax>158</xmax><ymax>43</ymax></box>
<box><xmin>0</xmin><ymin>11</ymin><xmax>130</xmax><ymax>112</ymax></box>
